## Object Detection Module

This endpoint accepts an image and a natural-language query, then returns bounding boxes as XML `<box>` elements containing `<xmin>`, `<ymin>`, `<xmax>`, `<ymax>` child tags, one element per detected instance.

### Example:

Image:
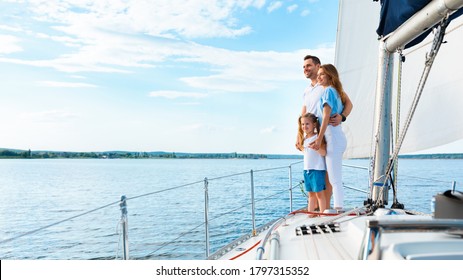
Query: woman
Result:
<box><xmin>310</xmin><ymin>64</ymin><xmax>349</xmax><ymax>211</ymax></box>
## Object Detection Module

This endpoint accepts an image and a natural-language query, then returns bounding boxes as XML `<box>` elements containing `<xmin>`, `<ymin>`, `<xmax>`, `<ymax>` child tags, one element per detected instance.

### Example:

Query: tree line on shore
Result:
<box><xmin>3</xmin><ymin>148</ymin><xmax>461</xmax><ymax>160</ymax></box>
<box><xmin>0</xmin><ymin>149</ymin><xmax>287</xmax><ymax>159</ymax></box>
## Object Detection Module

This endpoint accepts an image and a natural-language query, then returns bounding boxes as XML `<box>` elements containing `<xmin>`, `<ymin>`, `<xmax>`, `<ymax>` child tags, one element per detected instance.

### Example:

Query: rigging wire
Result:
<box><xmin>0</xmin><ymin>200</ymin><xmax>120</xmax><ymax>245</ymax></box>
<box><xmin>391</xmin><ymin>50</ymin><xmax>404</xmax><ymax>207</ymax></box>
<box><xmin>373</xmin><ymin>16</ymin><xmax>451</xmax><ymax>209</ymax></box>
<box><xmin>382</xmin><ymin>16</ymin><xmax>451</xmax><ymax>197</ymax></box>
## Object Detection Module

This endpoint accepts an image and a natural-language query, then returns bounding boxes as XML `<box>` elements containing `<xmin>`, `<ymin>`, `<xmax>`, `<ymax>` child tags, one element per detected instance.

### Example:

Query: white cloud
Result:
<box><xmin>267</xmin><ymin>1</ymin><xmax>283</xmax><ymax>13</ymax></box>
<box><xmin>252</xmin><ymin>0</ymin><xmax>267</xmax><ymax>9</ymax></box>
<box><xmin>181</xmin><ymin>74</ymin><xmax>276</xmax><ymax>93</ymax></box>
<box><xmin>35</xmin><ymin>32</ymin><xmax>82</xmax><ymax>48</ymax></box>
<box><xmin>0</xmin><ymin>1</ymin><xmax>265</xmax><ymax>73</ymax></box>
<box><xmin>149</xmin><ymin>90</ymin><xmax>207</xmax><ymax>99</ymax></box>
<box><xmin>301</xmin><ymin>9</ymin><xmax>311</xmax><ymax>17</ymax></box>
<box><xmin>180</xmin><ymin>123</ymin><xmax>233</xmax><ymax>133</ymax></box>
<box><xmin>287</xmin><ymin>4</ymin><xmax>298</xmax><ymax>13</ymax></box>
<box><xmin>24</xmin><ymin>0</ymin><xmax>260</xmax><ymax>39</ymax></box>
<box><xmin>21</xmin><ymin>110</ymin><xmax>79</xmax><ymax>123</ymax></box>
<box><xmin>70</xmin><ymin>75</ymin><xmax>87</xmax><ymax>79</ymax></box>
<box><xmin>37</xmin><ymin>81</ymin><xmax>98</xmax><ymax>88</ymax></box>
<box><xmin>0</xmin><ymin>25</ymin><xmax>23</xmax><ymax>32</ymax></box>
<box><xmin>0</xmin><ymin>35</ymin><xmax>22</xmax><ymax>54</ymax></box>
<box><xmin>178</xmin><ymin>102</ymin><xmax>201</xmax><ymax>106</ymax></box>
<box><xmin>260</xmin><ymin>126</ymin><xmax>277</xmax><ymax>134</ymax></box>
<box><xmin>1</xmin><ymin>0</ymin><xmax>335</xmax><ymax>93</ymax></box>
<box><xmin>0</xmin><ymin>56</ymin><xmax>132</xmax><ymax>73</ymax></box>
<box><xmin>179</xmin><ymin>45</ymin><xmax>335</xmax><ymax>92</ymax></box>
<box><xmin>183</xmin><ymin>123</ymin><xmax>205</xmax><ymax>131</ymax></box>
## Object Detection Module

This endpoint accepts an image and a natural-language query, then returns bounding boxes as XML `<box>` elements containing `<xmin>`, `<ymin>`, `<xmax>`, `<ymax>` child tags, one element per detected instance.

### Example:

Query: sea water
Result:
<box><xmin>0</xmin><ymin>158</ymin><xmax>462</xmax><ymax>260</ymax></box>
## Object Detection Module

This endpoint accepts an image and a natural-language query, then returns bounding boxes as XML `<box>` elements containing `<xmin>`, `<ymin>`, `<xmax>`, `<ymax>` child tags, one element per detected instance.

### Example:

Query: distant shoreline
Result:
<box><xmin>0</xmin><ymin>148</ymin><xmax>302</xmax><ymax>159</ymax></box>
<box><xmin>2</xmin><ymin>148</ymin><xmax>463</xmax><ymax>160</ymax></box>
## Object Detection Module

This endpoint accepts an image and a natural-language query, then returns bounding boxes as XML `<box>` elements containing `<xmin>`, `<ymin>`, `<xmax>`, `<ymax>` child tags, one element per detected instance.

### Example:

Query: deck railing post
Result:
<box><xmin>250</xmin><ymin>169</ymin><xmax>256</xmax><ymax>236</ymax></box>
<box><xmin>289</xmin><ymin>165</ymin><xmax>293</xmax><ymax>212</ymax></box>
<box><xmin>204</xmin><ymin>177</ymin><xmax>210</xmax><ymax>258</ymax></box>
<box><xmin>119</xmin><ymin>195</ymin><xmax>129</xmax><ymax>260</ymax></box>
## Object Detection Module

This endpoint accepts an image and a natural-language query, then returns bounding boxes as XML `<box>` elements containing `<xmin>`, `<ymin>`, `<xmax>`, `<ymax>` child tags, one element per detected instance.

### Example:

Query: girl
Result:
<box><xmin>298</xmin><ymin>113</ymin><xmax>327</xmax><ymax>215</ymax></box>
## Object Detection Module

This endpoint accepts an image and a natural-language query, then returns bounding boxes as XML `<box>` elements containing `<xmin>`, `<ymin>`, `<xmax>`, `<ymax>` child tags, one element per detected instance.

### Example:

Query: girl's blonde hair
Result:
<box><xmin>320</xmin><ymin>64</ymin><xmax>347</xmax><ymax>105</ymax></box>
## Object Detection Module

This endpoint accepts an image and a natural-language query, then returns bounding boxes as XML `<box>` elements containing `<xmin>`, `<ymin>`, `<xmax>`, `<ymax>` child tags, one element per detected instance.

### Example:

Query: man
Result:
<box><xmin>296</xmin><ymin>55</ymin><xmax>353</xmax><ymax>209</ymax></box>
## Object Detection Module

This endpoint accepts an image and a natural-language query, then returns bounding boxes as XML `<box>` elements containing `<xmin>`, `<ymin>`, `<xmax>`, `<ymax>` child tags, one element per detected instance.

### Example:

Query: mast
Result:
<box><xmin>370</xmin><ymin>41</ymin><xmax>393</xmax><ymax>207</ymax></box>
<box><xmin>370</xmin><ymin>0</ymin><xmax>463</xmax><ymax>207</ymax></box>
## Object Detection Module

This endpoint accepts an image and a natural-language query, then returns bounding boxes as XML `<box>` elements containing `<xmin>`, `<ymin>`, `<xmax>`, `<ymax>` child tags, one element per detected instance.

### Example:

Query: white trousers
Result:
<box><xmin>325</xmin><ymin>125</ymin><xmax>347</xmax><ymax>208</ymax></box>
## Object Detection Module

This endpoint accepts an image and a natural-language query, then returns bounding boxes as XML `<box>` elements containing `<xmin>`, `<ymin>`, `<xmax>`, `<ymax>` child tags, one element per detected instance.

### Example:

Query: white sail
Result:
<box><xmin>336</xmin><ymin>0</ymin><xmax>463</xmax><ymax>159</ymax></box>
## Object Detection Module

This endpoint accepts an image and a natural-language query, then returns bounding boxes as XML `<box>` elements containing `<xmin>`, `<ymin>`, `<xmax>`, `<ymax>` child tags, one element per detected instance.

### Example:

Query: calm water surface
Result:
<box><xmin>0</xmin><ymin>158</ymin><xmax>462</xmax><ymax>260</ymax></box>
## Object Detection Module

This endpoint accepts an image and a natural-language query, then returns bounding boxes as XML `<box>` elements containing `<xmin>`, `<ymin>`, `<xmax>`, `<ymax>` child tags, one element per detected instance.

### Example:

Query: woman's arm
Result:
<box><xmin>310</xmin><ymin>104</ymin><xmax>331</xmax><ymax>150</ymax></box>
<box><xmin>317</xmin><ymin>140</ymin><xmax>327</xmax><ymax>156</ymax></box>
<box><xmin>342</xmin><ymin>93</ymin><xmax>353</xmax><ymax>117</ymax></box>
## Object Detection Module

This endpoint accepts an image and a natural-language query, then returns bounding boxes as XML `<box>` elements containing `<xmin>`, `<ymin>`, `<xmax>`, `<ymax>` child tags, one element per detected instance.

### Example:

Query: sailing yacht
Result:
<box><xmin>211</xmin><ymin>0</ymin><xmax>463</xmax><ymax>260</ymax></box>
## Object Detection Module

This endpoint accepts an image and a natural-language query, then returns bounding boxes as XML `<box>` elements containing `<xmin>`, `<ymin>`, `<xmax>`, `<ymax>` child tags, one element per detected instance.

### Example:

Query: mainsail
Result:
<box><xmin>336</xmin><ymin>0</ymin><xmax>463</xmax><ymax>159</ymax></box>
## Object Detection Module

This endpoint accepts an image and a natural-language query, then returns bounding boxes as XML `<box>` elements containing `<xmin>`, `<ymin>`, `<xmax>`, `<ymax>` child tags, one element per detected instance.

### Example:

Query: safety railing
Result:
<box><xmin>1</xmin><ymin>161</ymin><xmax>454</xmax><ymax>260</ymax></box>
<box><xmin>0</xmin><ymin>160</ymin><xmax>306</xmax><ymax>259</ymax></box>
<box><xmin>118</xmin><ymin>160</ymin><xmax>305</xmax><ymax>259</ymax></box>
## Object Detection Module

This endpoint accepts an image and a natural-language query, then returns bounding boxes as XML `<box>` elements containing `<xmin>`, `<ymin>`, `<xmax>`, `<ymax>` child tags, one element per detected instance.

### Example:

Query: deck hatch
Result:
<box><xmin>296</xmin><ymin>223</ymin><xmax>340</xmax><ymax>236</ymax></box>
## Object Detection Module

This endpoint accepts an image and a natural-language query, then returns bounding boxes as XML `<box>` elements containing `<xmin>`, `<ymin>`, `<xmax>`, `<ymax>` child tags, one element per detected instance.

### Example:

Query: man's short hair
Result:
<box><xmin>304</xmin><ymin>55</ymin><xmax>321</xmax><ymax>65</ymax></box>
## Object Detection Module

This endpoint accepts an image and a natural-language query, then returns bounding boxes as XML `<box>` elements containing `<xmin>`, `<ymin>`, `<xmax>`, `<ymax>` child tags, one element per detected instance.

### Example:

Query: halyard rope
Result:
<box><xmin>377</xmin><ymin>16</ymin><xmax>450</xmax><ymax>207</ymax></box>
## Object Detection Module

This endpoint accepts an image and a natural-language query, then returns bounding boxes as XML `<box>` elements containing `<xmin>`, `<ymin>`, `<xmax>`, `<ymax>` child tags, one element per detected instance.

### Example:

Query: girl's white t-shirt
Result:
<box><xmin>303</xmin><ymin>134</ymin><xmax>326</xmax><ymax>171</ymax></box>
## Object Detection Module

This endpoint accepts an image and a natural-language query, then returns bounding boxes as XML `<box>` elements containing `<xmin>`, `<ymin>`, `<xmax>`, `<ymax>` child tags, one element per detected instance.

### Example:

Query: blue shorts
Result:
<box><xmin>303</xmin><ymin>170</ymin><xmax>326</xmax><ymax>193</ymax></box>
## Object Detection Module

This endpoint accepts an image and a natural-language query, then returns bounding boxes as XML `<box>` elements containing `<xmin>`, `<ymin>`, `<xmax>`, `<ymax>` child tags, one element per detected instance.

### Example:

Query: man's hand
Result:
<box><xmin>329</xmin><ymin>113</ymin><xmax>342</xmax><ymax>126</ymax></box>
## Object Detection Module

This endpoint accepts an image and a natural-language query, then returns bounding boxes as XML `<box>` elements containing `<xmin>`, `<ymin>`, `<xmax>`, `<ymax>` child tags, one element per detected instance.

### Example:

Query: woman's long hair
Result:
<box><xmin>320</xmin><ymin>64</ymin><xmax>347</xmax><ymax>105</ymax></box>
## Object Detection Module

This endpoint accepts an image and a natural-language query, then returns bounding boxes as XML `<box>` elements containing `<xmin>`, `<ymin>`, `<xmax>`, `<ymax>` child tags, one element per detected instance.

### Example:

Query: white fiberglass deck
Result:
<box><xmin>214</xmin><ymin>209</ymin><xmax>463</xmax><ymax>260</ymax></box>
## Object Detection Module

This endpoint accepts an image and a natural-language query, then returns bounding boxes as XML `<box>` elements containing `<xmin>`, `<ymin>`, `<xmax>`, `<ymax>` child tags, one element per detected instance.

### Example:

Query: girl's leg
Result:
<box><xmin>316</xmin><ymin>191</ymin><xmax>326</xmax><ymax>213</ymax></box>
<box><xmin>308</xmin><ymin>192</ymin><xmax>317</xmax><ymax>212</ymax></box>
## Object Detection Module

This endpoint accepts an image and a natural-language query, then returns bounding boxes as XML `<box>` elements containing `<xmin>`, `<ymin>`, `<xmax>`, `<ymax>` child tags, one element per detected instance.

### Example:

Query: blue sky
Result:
<box><xmin>0</xmin><ymin>0</ymin><xmax>339</xmax><ymax>154</ymax></box>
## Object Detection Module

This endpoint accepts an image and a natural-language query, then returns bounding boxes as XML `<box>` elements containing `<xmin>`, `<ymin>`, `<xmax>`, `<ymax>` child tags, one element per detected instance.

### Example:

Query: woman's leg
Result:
<box><xmin>326</xmin><ymin>151</ymin><xmax>344</xmax><ymax>208</ymax></box>
<box><xmin>324</xmin><ymin>173</ymin><xmax>332</xmax><ymax>209</ymax></box>
<box><xmin>325</xmin><ymin>126</ymin><xmax>347</xmax><ymax>209</ymax></box>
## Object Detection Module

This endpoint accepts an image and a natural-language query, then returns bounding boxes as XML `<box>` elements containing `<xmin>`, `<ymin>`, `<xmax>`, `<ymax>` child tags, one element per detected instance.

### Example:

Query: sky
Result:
<box><xmin>0</xmin><ymin>0</ymin><xmax>340</xmax><ymax>155</ymax></box>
